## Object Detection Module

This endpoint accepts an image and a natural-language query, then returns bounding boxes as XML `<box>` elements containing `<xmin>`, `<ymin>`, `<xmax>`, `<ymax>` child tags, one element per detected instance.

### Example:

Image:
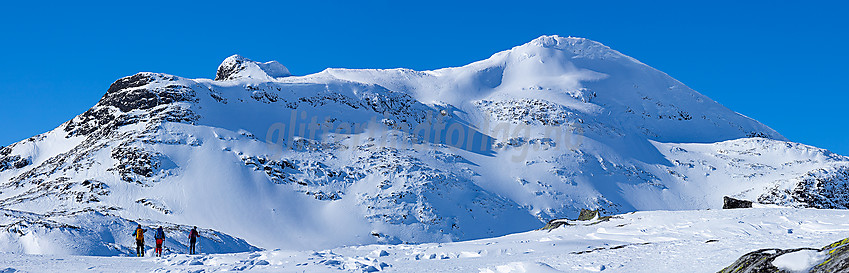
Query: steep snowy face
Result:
<box><xmin>325</xmin><ymin>35</ymin><xmax>782</xmax><ymax>143</ymax></box>
<box><xmin>215</xmin><ymin>54</ymin><xmax>291</xmax><ymax>81</ymax></box>
<box><xmin>498</xmin><ymin>36</ymin><xmax>785</xmax><ymax>143</ymax></box>
<box><xmin>0</xmin><ymin>35</ymin><xmax>845</xmax><ymax>254</ymax></box>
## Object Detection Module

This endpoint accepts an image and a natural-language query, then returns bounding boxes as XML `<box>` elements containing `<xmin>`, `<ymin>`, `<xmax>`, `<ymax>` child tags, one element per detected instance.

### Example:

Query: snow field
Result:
<box><xmin>0</xmin><ymin>208</ymin><xmax>846</xmax><ymax>272</ymax></box>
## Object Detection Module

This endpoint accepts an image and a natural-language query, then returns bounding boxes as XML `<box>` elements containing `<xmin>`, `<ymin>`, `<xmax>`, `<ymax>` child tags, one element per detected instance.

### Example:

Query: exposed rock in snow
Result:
<box><xmin>723</xmin><ymin>196</ymin><xmax>753</xmax><ymax>209</ymax></box>
<box><xmin>720</xmin><ymin>234</ymin><xmax>849</xmax><ymax>273</ymax></box>
<box><xmin>760</xmin><ymin>165</ymin><xmax>849</xmax><ymax>209</ymax></box>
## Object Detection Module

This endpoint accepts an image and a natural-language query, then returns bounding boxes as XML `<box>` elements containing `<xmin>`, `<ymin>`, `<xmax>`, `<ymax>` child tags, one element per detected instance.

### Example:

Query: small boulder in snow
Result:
<box><xmin>578</xmin><ymin>209</ymin><xmax>599</xmax><ymax>221</ymax></box>
<box><xmin>723</xmin><ymin>196</ymin><xmax>753</xmax><ymax>209</ymax></box>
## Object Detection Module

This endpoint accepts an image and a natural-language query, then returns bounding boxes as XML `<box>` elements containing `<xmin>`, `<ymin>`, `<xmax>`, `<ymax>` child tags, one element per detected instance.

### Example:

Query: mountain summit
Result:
<box><xmin>215</xmin><ymin>54</ymin><xmax>291</xmax><ymax>81</ymax></box>
<box><xmin>0</xmin><ymin>35</ymin><xmax>846</xmax><ymax>255</ymax></box>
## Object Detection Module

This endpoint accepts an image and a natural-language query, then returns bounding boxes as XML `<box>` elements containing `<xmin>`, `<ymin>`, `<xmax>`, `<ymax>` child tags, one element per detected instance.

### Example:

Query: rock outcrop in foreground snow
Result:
<box><xmin>1</xmin><ymin>35</ymin><xmax>848</xmax><ymax>254</ymax></box>
<box><xmin>720</xmin><ymin>236</ymin><xmax>849</xmax><ymax>273</ymax></box>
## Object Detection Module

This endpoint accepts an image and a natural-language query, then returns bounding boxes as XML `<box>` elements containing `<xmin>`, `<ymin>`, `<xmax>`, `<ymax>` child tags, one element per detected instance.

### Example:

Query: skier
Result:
<box><xmin>189</xmin><ymin>226</ymin><xmax>200</xmax><ymax>255</ymax></box>
<box><xmin>154</xmin><ymin>226</ymin><xmax>166</xmax><ymax>257</ymax></box>
<box><xmin>132</xmin><ymin>224</ymin><xmax>146</xmax><ymax>257</ymax></box>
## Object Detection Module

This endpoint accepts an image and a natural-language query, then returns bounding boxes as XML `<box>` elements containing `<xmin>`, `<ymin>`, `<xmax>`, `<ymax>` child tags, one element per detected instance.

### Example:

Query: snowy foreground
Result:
<box><xmin>1</xmin><ymin>207</ymin><xmax>847</xmax><ymax>273</ymax></box>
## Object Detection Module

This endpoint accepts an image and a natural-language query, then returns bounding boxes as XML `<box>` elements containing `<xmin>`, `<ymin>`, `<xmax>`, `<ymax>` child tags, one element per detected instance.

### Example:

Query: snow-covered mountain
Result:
<box><xmin>1</xmin><ymin>35</ymin><xmax>847</xmax><ymax>255</ymax></box>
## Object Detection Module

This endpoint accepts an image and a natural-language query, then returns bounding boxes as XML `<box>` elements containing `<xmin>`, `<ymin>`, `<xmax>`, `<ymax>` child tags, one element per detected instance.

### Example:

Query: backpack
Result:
<box><xmin>135</xmin><ymin>228</ymin><xmax>145</xmax><ymax>241</ymax></box>
<box><xmin>155</xmin><ymin>228</ymin><xmax>165</xmax><ymax>239</ymax></box>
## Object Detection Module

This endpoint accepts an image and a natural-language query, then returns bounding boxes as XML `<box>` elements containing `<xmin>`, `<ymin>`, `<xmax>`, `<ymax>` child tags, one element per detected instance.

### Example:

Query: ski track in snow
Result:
<box><xmin>1</xmin><ymin>208</ymin><xmax>847</xmax><ymax>272</ymax></box>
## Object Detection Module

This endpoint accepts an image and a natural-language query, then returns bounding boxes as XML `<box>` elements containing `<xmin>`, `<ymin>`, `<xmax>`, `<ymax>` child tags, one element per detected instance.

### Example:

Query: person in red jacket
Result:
<box><xmin>154</xmin><ymin>226</ymin><xmax>165</xmax><ymax>257</ymax></box>
<box><xmin>189</xmin><ymin>226</ymin><xmax>200</xmax><ymax>255</ymax></box>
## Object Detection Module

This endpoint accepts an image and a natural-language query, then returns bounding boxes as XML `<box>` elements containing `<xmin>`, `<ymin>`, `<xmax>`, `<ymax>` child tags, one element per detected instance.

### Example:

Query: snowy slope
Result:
<box><xmin>1</xmin><ymin>208</ymin><xmax>848</xmax><ymax>272</ymax></box>
<box><xmin>0</xmin><ymin>35</ymin><xmax>846</xmax><ymax>255</ymax></box>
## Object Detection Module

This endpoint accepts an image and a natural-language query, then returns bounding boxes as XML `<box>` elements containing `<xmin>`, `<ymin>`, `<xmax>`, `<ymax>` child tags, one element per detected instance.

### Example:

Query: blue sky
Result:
<box><xmin>1</xmin><ymin>1</ymin><xmax>847</xmax><ymax>155</ymax></box>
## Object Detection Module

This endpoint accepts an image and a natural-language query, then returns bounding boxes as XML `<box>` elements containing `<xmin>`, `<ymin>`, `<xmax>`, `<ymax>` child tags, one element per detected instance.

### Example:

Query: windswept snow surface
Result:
<box><xmin>0</xmin><ymin>208</ymin><xmax>848</xmax><ymax>272</ymax></box>
<box><xmin>1</xmin><ymin>35</ymin><xmax>848</xmax><ymax>256</ymax></box>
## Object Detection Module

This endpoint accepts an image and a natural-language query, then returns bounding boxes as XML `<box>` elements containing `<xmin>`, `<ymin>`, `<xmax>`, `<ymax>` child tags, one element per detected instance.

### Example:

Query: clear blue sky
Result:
<box><xmin>1</xmin><ymin>1</ymin><xmax>847</xmax><ymax>155</ymax></box>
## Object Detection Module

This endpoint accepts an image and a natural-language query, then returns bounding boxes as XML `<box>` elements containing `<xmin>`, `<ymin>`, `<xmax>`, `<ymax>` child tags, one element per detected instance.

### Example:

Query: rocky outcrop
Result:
<box><xmin>64</xmin><ymin>73</ymin><xmax>199</xmax><ymax>137</ymax></box>
<box><xmin>759</xmin><ymin>165</ymin><xmax>849</xmax><ymax>209</ymax></box>
<box><xmin>539</xmin><ymin>210</ymin><xmax>620</xmax><ymax>230</ymax></box>
<box><xmin>719</xmin><ymin>248</ymin><xmax>818</xmax><ymax>272</ymax></box>
<box><xmin>108</xmin><ymin>146</ymin><xmax>163</xmax><ymax>184</ymax></box>
<box><xmin>241</xmin><ymin>155</ymin><xmax>362</xmax><ymax>201</ymax></box>
<box><xmin>216</xmin><ymin>55</ymin><xmax>249</xmax><ymax>81</ymax></box>
<box><xmin>723</xmin><ymin>196</ymin><xmax>753</xmax><ymax>209</ymax></box>
<box><xmin>98</xmin><ymin>73</ymin><xmax>196</xmax><ymax>112</ymax></box>
<box><xmin>0</xmin><ymin>155</ymin><xmax>30</xmax><ymax>172</ymax></box>
<box><xmin>0</xmin><ymin>146</ymin><xmax>30</xmax><ymax>172</ymax></box>
<box><xmin>577</xmin><ymin>209</ymin><xmax>599</xmax><ymax>220</ymax></box>
<box><xmin>814</xmin><ymin>238</ymin><xmax>849</xmax><ymax>272</ymax></box>
<box><xmin>719</xmin><ymin>237</ymin><xmax>849</xmax><ymax>272</ymax></box>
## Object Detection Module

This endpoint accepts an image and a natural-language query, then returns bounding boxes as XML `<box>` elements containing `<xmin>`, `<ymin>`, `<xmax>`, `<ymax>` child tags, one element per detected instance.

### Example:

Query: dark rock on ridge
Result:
<box><xmin>216</xmin><ymin>55</ymin><xmax>248</xmax><ymax>81</ymax></box>
<box><xmin>64</xmin><ymin>73</ymin><xmax>199</xmax><ymax>137</ymax></box>
<box><xmin>99</xmin><ymin>73</ymin><xmax>196</xmax><ymax>112</ymax></box>
<box><xmin>106</xmin><ymin>73</ymin><xmax>152</xmax><ymax>94</ymax></box>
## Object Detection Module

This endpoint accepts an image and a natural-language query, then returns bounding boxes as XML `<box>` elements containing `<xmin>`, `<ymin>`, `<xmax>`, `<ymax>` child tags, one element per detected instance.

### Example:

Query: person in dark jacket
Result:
<box><xmin>132</xmin><ymin>224</ymin><xmax>146</xmax><ymax>257</ymax></box>
<box><xmin>189</xmin><ymin>226</ymin><xmax>200</xmax><ymax>255</ymax></box>
<box><xmin>154</xmin><ymin>226</ymin><xmax>166</xmax><ymax>257</ymax></box>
